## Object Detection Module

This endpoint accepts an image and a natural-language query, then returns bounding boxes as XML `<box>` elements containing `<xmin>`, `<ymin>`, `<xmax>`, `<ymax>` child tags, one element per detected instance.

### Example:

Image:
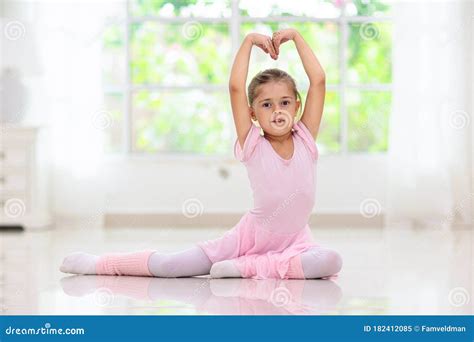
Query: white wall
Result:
<box><xmin>103</xmin><ymin>155</ymin><xmax>387</xmax><ymax>214</ymax></box>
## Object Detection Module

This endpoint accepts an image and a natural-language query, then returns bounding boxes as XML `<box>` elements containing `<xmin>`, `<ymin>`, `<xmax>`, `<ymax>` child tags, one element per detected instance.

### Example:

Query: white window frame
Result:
<box><xmin>105</xmin><ymin>0</ymin><xmax>392</xmax><ymax>160</ymax></box>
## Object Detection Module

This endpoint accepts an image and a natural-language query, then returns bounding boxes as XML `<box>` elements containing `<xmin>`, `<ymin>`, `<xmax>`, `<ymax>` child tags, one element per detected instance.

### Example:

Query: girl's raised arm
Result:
<box><xmin>229</xmin><ymin>33</ymin><xmax>277</xmax><ymax>149</ymax></box>
<box><xmin>273</xmin><ymin>29</ymin><xmax>326</xmax><ymax>140</ymax></box>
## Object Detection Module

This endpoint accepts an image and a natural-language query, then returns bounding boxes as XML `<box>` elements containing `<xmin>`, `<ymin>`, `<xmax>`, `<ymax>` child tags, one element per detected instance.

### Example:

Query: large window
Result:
<box><xmin>101</xmin><ymin>0</ymin><xmax>392</xmax><ymax>156</ymax></box>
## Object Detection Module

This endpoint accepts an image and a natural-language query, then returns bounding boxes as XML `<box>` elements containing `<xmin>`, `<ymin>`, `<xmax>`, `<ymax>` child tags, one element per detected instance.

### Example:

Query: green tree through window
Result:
<box><xmin>101</xmin><ymin>0</ymin><xmax>391</xmax><ymax>155</ymax></box>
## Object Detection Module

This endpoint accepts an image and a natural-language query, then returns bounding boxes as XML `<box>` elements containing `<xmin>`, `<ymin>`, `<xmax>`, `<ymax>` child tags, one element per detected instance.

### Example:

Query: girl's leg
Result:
<box><xmin>210</xmin><ymin>246</ymin><xmax>343</xmax><ymax>279</ymax></box>
<box><xmin>147</xmin><ymin>246</ymin><xmax>212</xmax><ymax>277</ymax></box>
<box><xmin>210</xmin><ymin>253</ymin><xmax>299</xmax><ymax>279</ymax></box>
<box><xmin>60</xmin><ymin>224</ymin><xmax>240</xmax><ymax>277</ymax></box>
<box><xmin>60</xmin><ymin>245</ymin><xmax>213</xmax><ymax>277</ymax></box>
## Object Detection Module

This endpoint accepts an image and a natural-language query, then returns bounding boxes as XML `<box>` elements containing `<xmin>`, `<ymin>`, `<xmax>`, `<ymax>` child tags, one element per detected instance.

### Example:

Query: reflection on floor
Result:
<box><xmin>60</xmin><ymin>275</ymin><xmax>342</xmax><ymax>315</ymax></box>
<box><xmin>0</xmin><ymin>225</ymin><xmax>472</xmax><ymax>315</ymax></box>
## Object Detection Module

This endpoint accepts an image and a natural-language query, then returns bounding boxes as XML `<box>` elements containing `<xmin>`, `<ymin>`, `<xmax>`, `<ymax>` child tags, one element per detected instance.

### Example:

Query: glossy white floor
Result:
<box><xmin>0</xmin><ymin>225</ymin><xmax>472</xmax><ymax>315</ymax></box>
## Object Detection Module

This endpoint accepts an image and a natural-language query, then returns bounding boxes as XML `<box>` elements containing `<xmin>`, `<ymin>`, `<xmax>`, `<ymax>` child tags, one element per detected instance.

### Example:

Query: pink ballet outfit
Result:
<box><xmin>197</xmin><ymin>120</ymin><xmax>323</xmax><ymax>280</ymax></box>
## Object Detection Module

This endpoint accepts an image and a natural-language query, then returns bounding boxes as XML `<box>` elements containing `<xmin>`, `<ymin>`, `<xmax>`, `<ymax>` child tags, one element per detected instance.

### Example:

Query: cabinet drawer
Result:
<box><xmin>0</xmin><ymin>145</ymin><xmax>30</xmax><ymax>166</ymax></box>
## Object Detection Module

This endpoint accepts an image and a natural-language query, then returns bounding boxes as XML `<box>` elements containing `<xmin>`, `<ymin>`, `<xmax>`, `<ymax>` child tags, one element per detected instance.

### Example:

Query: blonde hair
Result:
<box><xmin>247</xmin><ymin>68</ymin><xmax>302</xmax><ymax>118</ymax></box>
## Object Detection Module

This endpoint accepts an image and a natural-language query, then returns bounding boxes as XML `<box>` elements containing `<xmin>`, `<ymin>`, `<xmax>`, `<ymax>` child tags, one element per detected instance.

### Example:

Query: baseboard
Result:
<box><xmin>104</xmin><ymin>212</ymin><xmax>385</xmax><ymax>228</ymax></box>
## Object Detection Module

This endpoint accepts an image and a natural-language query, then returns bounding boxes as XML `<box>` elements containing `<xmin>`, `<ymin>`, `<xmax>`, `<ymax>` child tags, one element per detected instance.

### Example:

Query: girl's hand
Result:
<box><xmin>272</xmin><ymin>28</ymin><xmax>297</xmax><ymax>55</ymax></box>
<box><xmin>248</xmin><ymin>33</ymin><xmax>278</xmax><ymax>60</ymax></box>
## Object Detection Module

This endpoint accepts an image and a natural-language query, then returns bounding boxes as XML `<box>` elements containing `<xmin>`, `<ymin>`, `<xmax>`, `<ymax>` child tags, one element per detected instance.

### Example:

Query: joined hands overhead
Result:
<box><xmin>248</xmin><ymin>28</ymin><xmax>298</xmax><ymax>60</ymax></box>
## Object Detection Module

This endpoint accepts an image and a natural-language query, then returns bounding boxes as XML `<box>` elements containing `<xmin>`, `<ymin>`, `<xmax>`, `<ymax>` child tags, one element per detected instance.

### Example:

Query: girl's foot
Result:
<box><xmin>210</xmin><ymin>260</ymin><xmax>241</xmax><ymax>278</ymax></box>
<box><xmin>60</xmin><ymin>252</ymin><xmax>99</xmax><ymax>275</ymax></box>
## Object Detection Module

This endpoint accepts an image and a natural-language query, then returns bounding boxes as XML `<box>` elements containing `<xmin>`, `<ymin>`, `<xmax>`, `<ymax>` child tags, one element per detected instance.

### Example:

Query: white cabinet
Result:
<box><xmin>0</xmin><ymin>126</ymin><xmax>51</xmax><ymax>229</ymax></box>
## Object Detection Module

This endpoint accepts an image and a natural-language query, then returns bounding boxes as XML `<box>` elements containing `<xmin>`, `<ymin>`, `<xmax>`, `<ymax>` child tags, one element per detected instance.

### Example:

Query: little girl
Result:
<box><xmin>60</xmin><ymin>28</ymin><xmax>343</xmax><ymax>280</ymax></box>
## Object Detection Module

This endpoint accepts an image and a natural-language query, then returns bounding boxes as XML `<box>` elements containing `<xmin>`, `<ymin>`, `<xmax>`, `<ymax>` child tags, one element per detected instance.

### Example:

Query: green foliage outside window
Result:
<box><xmin>102</xmin><ymin>0</ymin><xmax>392</xmax><ymax>155</ymax></box>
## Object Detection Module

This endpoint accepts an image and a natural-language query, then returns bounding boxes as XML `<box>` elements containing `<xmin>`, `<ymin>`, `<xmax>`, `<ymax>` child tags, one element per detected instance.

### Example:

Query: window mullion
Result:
<box><xmin>229</xmin><ymin>0</ymin><xmax>240</xmax><ymax>159</ymax></box>
<box><xmin>125</xmin><ymin>0</ymin><xmax>132</xmax><ymax>154</ymax></box>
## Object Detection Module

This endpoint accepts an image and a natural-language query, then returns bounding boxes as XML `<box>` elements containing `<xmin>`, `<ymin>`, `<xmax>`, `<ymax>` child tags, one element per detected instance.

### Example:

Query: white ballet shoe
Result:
<box><xmin>60</xmin><ymin>252</ymin><xmax>99</xmax><ymax>275</ymax></box>
<box><xmin>210</xmin><ymin>260</ymin><xmax>242</xmax><ymax>279</ymax></box>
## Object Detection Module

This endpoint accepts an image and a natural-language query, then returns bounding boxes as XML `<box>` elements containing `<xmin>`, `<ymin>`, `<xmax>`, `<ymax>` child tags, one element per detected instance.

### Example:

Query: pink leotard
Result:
<box><xmin>197</xmin><ymin>120</ymin><xmax>321</xmax><ymax>279</ymax></box>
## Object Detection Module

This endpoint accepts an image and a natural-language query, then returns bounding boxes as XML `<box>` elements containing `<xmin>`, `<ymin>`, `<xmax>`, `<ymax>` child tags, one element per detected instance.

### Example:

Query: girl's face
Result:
<box><xmin>250</xmin><ymin>81</ymin><xmax>300</xmax><ymax>137</ymax></box>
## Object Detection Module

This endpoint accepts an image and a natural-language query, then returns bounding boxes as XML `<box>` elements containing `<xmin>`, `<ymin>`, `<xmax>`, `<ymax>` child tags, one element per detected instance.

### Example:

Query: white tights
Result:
<box><xmin>60</xmin><ymin>245</ymin><xmax>342</xmax><ymax>279</ymax></box>
<box><xmin>147</xmin><ymin>246</ymin><xmax>213</xmax><ymax>277</ymax></box>
<box><xmin>146</xmin><ymin>246</ymin><xmax>342</xmax><ymax>279</ymax></box>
